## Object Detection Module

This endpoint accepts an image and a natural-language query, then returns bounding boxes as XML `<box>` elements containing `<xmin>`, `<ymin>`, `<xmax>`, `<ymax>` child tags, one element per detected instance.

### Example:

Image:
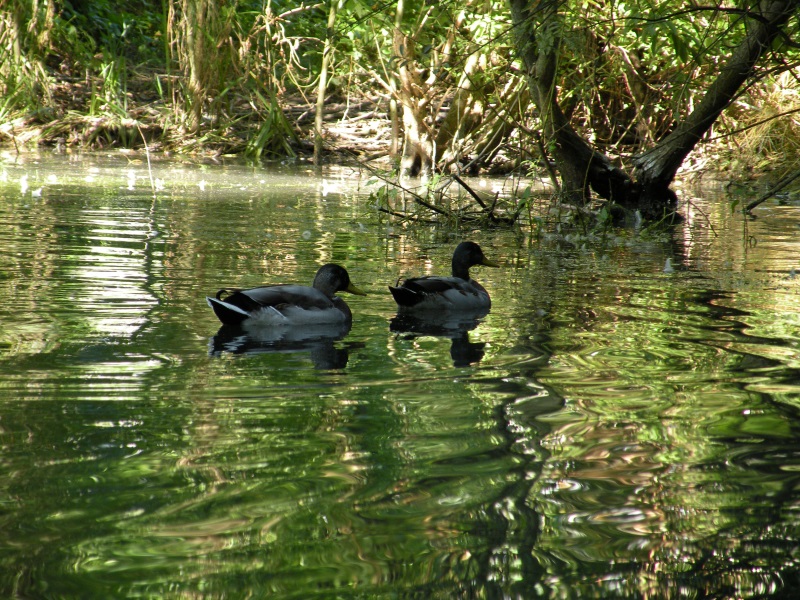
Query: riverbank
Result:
<box><xmin>2</xmin><ymin>70</ymin><xmax>797</xmax><ymax>192</ymax></box>
<box><xmin>0</xmin><ymin>72</ymin><xmax>393</xmax><ymax>164</ymax></box>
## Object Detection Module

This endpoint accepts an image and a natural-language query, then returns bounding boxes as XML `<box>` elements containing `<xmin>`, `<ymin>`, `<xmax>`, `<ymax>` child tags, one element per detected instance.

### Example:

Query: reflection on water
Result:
<box><xmin>209</xmin><ymin>322</ymin><xmax>356</xmax><ymax>369</ymax></box>
<box><xmin>390</xmin><ymin>311</ymin><xmax>488</xmax><ymax>366</ymax></box>
<box><xmin>1</xmin><ymin>156</ymin><xmax>800</xmax><ymax>597</ymax></box>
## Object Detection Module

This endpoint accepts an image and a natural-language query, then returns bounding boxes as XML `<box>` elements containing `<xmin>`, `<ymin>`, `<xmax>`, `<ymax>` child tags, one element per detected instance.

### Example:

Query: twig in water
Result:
<box><xmin>137</xmin><ymin>123</ymin><xmax>156</xmax><ymax>198</ymax></box>
<box><xmin>377</xmin><ymin>206</ymin><xmax>437</xmax><ymax>223</ymax></box>
<box><xmin>684</xmin><ymin>197</ymin><xmax>718</xmax><ymax>238</ymax></box>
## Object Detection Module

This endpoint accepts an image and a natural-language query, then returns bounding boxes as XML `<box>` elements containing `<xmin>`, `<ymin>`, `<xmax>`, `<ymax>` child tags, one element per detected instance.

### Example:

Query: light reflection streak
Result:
<box><xmin>65</xmin><ymin>206</ymin><xmax>160</xmax><ymax>337</ymax></box>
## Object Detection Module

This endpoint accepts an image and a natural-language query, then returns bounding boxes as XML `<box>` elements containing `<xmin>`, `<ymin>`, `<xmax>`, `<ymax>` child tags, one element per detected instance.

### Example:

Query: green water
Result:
<box><xmin>1</xmin><ymin>154</ymin><xmax>799</xmax><ymax>598</ymax></box>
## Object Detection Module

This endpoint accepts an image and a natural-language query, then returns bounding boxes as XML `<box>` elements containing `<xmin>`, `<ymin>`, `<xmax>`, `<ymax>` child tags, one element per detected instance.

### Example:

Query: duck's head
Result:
<box><xmin>313</xmin><ymin>264</ymin><xmax>367</xmax><ymax>297</ymax></box>
<box><xmin>452</xmin><ymin>242</ymin><xmax>499</xmax><ymax>279</ymax></box>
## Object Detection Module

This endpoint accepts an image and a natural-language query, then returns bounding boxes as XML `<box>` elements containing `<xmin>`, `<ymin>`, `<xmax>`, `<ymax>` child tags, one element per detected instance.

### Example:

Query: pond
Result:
<box><xmin>1</xmin><ymin>153</ymin><xmax>799</xmax><ymax>599</ymax></box>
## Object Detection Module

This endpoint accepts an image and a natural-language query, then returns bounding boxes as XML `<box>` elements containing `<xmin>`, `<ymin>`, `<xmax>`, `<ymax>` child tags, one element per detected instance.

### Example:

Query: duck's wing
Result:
<box><xmin>404</xmin><ymin>276</ymin><xmax>465</xmax><ymax>294</ymax></box>
<box><xmin>394</xmin><ymin>276</ymin><xmax>472</xmax><ymax>294</ymax></box>
<box><xmin>389</xmin><ymin>277</ymin><xmax>465</xmax><ymax>306</ymax></box>
<box><xmin>227</xmin><ymin>285</ymin><xmax>335</xmax><ymax>310</ymax></box>
<box><xmin>207</xmin><ymin>285</ymin><xmax>336</xmax><ymax>326</ymax></box>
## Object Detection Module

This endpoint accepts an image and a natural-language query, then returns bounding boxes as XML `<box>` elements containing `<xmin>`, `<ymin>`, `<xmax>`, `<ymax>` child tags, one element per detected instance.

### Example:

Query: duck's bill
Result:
<box><xmin>346</xmin><ymin>282</ymin><xmax>367</xmax><ymax>295</ymax></box>
<box><xmin>481</xmin><ymin>258</ymin><xmax>500</xmax><ymax>268</ymax></box>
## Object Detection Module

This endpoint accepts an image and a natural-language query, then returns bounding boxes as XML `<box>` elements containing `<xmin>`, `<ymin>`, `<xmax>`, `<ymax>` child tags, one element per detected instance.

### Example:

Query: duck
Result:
<box><xmin>388</xmin><ymin>241</ymin><xmax>499</xmax><ymax>312</ymax></box>
<box><xmin>207</xmin><ymin>263</ymin><xmax>366</xmax><ymax>327</ymax></box>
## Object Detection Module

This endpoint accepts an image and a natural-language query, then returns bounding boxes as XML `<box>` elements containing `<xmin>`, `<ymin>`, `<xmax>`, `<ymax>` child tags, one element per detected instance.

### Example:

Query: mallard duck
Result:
<box><xmin>388</xmin><ymin>242</ymin><xmax>499</xmax><ymax>312</ymax></box>
<box><xmin>207</xmin><ymin>263</ymin><xmax>366</xmax><ymax>326</ymax></box>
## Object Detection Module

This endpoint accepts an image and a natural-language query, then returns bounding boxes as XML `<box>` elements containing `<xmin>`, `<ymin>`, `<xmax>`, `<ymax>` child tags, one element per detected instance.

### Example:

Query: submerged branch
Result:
<box><xmin>745</xmin><ymin>168</ymin><xmax>800</xmax><ymax>212</ymax></box>
<box><xmin>451</xmin><ymin>173</ymin><xmax>487</xmax><ymax>209</ymax></box>
<box><xmin>377</xmin><ymin>206</ymin><xmax>437</xmax><ymax>224</ymax></box>
<box><xmin>451</xmin><ymin>173</ymin><xmax>516</xmax><ymax>225</ymax></box>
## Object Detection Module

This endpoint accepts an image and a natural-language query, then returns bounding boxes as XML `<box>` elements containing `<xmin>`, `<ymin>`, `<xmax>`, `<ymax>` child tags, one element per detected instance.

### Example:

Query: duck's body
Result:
<box><xmin>207</xmin><ymin>264</ymin><xmax>365</xmax><ymax>327</ymax></box>
<box><xmin>389</xmin><ymin>242</ymin><xmax>499</xmax><ymax>312</ymax></box>
<box><xmin>389</xmin><ymin>276</ymin><xmax>492</xmax><ymax>311</ymax></box>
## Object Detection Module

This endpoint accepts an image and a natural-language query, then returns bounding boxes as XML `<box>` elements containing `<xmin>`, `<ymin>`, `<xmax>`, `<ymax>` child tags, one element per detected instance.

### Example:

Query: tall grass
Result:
<box><xmin>0</xmin><ymin>1</ymin><xmax>54</xmax><ymax>119</ymax></box>
<box><xmin>167</xmin><ymin>0</ymin><xmax>237</xmax><ymax>133</ymax></box>
<box><xmin>157</xmin><ymin>0</ymin><xmax>301</xmax><ymax>156</ymax></box>
<box><xmin>238</xmin><ymin>1</ymin><xmax>300</xmax><ymax>158</ymax></box>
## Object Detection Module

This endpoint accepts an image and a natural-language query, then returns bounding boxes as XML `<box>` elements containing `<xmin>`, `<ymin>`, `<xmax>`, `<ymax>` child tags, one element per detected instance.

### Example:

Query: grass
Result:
<box><xmin>723</xmin><ymin>73</ymin><xmax>800</xmax><ymax>182</ymax></box>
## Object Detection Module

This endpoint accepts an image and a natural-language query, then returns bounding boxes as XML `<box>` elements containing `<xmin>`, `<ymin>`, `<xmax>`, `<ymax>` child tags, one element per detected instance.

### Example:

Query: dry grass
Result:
<box><xmin>724</xmin><ymin>72</ymin><xmax>800</xmax><ymax>181</ymax></box>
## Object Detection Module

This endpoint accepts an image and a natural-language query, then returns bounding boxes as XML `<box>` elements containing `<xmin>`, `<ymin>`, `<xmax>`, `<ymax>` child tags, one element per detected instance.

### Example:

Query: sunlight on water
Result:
<box><xmin>1</xmin><ymin>155</ymin><xmax>800</xmax><ymax>598</ymax></box>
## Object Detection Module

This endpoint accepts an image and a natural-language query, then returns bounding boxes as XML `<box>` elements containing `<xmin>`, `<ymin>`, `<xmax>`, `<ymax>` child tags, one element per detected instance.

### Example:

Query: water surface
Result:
<box><xmin>1</xmin><ymin>154</ymin><xmax>799</xmax><ymax>598</ymax></box>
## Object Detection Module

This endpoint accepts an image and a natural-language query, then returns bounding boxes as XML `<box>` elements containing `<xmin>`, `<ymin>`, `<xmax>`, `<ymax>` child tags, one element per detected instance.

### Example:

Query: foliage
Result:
<box><xmin>59</xmin><ymin>0</ymin><xmax>164</xmax><ymax>64</ymax></box>
<box><xmin>548</xmin><ymin>0</ymin><xmax>795</xmax><ymax>152</ymax></box>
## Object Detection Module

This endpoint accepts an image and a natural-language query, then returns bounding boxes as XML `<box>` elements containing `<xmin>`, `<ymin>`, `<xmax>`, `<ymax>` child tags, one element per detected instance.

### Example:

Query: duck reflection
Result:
<box><xmin>209</xmin><ymin>321</ymin><xmax>354</xmax><ymax>369</ymax></box>
<box><xmin>390</xmin><ymin>310</ymin><xmax>488</xmax><ymax>367</ymax></box>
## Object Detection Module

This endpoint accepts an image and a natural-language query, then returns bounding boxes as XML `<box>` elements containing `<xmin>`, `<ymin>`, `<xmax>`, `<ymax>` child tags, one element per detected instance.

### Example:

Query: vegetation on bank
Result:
<box><xmin>2</xmin><ymin>0</ymin><xmax>800</xmax><ymax>222</ymax></box>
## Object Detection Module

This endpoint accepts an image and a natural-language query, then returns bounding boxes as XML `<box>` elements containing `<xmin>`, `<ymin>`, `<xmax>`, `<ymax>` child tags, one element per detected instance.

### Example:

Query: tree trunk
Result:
<box><xmin>391</xmin><ymin>0</ymin><xmax>438</xmax><ymax>177</ymax></box>
<box><xmin>434</xmin><ymin>52</ymin><xmax>481</xmax><ymax>170</ymax></box>
<box><xmin>314</xmin><ymin>0</ymin><xmax>342</xmax><ymax>165</ymax></box>
<box><xmin>631</xmin><ymin>0</ymin><xmax>799</xmax><ymax>205</ymax></box>
<box><xmin>471</xmin><ymin>83</ymin><xmax>528</xmax><ymax>170</ymax></box>
<box><xmin>394</xmin><ymin>26</ymin><xmax>434</xmax><ymax>177</ymax></box>
<box><xmin>508</xmin><ymin>0</ymin><xmax>800</xmax><ymax>221</ymax></box>
<box><xmin>509</xmin><ymin>0</ymin><xmax>585</xmax><ymax>203</ymax></box>
<box><xmin>509</xmin><ymin>0</ymin><xmax>632</xmax><ymax>205</ymax></box>
<box><xmin>389</xmin><ymin>95</ymin><xmax>400</xmax><ymax>158</ymax></box>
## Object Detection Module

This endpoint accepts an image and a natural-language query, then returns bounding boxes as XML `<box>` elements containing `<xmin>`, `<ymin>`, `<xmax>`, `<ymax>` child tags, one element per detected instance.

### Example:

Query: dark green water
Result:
<box><xmin>1</xmin><ymin>155</ymin><xmax>800</xmax><ymax>599</ymax></box>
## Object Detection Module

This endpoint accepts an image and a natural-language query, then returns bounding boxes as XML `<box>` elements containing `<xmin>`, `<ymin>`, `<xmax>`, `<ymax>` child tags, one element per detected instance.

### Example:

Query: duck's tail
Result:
<box><xmin>206</xmin><ymin>297</ymin><xmax>250</xmax><ymax>325</ymax></box>
<box><xmin>388</xmin><ymin>285</ymin><xmax>424</xmax><ymax>308</ymax></box>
